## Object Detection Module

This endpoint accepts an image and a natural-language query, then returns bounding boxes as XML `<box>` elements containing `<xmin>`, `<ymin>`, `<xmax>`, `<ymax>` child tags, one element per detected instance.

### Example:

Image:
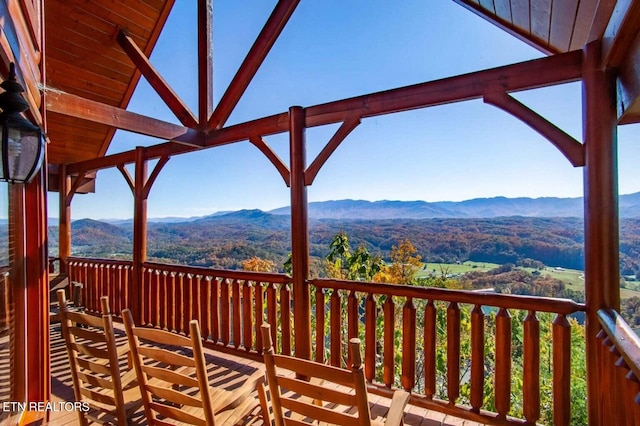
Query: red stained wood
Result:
<box><xmin>255</xmin><ymin>282</ymin><xmax>264</xmax><ymax>353</ymax></box>
<box><xmin>281</xmin><ymin>284</ymin><xmax>291</xmax><ymax>356</ymax></box>
<box><xmin>211</xmin><ymin>278</ymin><xmax>220</xmax><ymax>342</ymax></box>
<box><xmin>383</xmin><ymin>296</ymin><xmax>395</xmax><ymax>388</ymax></box>
<box><xmin>401</xmin><ymin>298</ymin><xmax>416</xmax><ymax>392</ymax></box>
<box><xmin>470</xmin><ymin>304</ymin><xmax>485</xmax><ymax>412</ymax></box>
<box><xmin>447</xmin><ymin>302</ymin><xmax>461</xmax><ymax>403</ymax></box>
<box><xmin>347</xmin><ymin>290</ymin><xmax>358</xmax><ymax>365</ymax></box>
<box><xmin>315</xmin><ymin>287</ymin><xmax>325</xmax><ymax>363</ymax></box>
<box><xmin>495</xmin><ymin>308</ymin><xmax>512</xmax><ymax>417</ymax></box>
<box><xmin>200</xmin><ymin>277</ymin><xmax>210</xmax><ymax>340</ymax></box>
<box><xmin>553</xmin><ymin>314</ymin><xmax>571</xmax><ymax>426</ymax></box>
<box><xmin>243</xmin><ymin>282</ymin><xmax>253</xmax><ymax>352</ymax></box>
<box><xmin>233</xmin><ymin>279</ymin><xmax>241</xmax><ymax>349</ymax></box>
<box><xmin>364</xmin><ymin>293</ymin><xmax>376</xmax><ymax>382</ymax></box>
<box><xmin>424</xmin><ymin>300</ymin><xmax>436</xmax><ymax>399</ymax></box>
<box><xmin>150</xmin><ymin>270</ymin><xmax>159</xmax><ymax>327</ymax></box>
<box><xmin>523</xmin><ymin>311</ymin><xmax>540</xmax><ymax>423</ymax></box>
<box><xmin>330</xmin><ymin>290</ymin><xmax>341</xmax><ymax>367</ymax></box>
<box><xmin>267</xmin><ymin>283</ymin><xmax>277</xmax><ymax>349</ymax></box>
<box><xmin>166</xmin><ymin>272</ymin><xmax>175</xmax><ymax>332</ymax></box>
<box><xmin>221</xmin><ymin>278</ymin><xmax>230</xmax><ymax>345</ymax></box>
<box><xmin>197</xmin><ymin>0</ymin><xmax>213</xmax><ymax>124</ymax></box>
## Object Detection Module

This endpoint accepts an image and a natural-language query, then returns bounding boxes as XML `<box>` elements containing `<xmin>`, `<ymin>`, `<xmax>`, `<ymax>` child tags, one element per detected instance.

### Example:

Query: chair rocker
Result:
<box><xmin>57</xmin><ymin>290</ymin><xmax>142</xmax><ymax>425</ymax></box>
<box><xmin>258</xmin><ymin>323</ymin><xmax>410</xmax><ymax>426</ymax></box>
<box><xmin>122</xmin><ymin>308</ymin><xmax>262</xmax><ymax>425</ymax></box>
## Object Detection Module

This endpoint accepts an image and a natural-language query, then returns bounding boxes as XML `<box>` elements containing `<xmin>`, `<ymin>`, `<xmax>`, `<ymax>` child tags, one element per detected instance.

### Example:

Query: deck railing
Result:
<box><xmin>597</xmin><ymin>308</ymin><xmax>640</xmax><ymax>424</ymax></box>
<box><xmin>65</xmin><ymin>258</ymin><xmax>640</xmax><ymax>424</ymax></box>
<box><xmin>310</xmin><ymin>278</ymin><xmax>586</xmax><ymax>425</ymax></box>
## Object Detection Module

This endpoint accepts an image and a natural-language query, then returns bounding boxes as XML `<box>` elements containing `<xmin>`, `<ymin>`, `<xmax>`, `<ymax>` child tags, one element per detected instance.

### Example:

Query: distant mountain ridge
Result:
<box><xmin>268</xmin><ymin>192</ymin><xmax>640</xmax><ymax>219</ymax></box>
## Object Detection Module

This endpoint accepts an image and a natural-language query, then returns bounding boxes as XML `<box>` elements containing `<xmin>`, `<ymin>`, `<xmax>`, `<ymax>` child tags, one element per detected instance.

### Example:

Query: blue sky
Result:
<box><xmin>48</xmin><ymin>1</ymin><xmax>639</xmax><ymax>219</ymax></box>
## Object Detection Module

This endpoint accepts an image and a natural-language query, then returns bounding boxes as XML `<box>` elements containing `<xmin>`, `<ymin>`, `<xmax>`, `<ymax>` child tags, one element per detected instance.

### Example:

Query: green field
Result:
<box><xmin>416</xmin><ymin>261</ymin><xmax>640</xmax><ymax>300</ymax></box>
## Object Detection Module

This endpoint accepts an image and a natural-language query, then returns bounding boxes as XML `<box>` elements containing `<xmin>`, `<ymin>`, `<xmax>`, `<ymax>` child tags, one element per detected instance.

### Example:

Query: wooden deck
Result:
<box><xmin>48</xmin><ymin>322</ymin><xmax>484</xmax><ymax>426</ymax></box>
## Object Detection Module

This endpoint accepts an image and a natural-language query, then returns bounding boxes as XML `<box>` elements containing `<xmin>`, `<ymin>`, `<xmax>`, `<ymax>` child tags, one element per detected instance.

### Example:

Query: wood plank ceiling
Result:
<box><xmin>44</xmin><ymin>0</ymin><xmax>174</xmax><ymax>165</ymax></box>
<box><xmin>43</xmin><ymin>0</ymin><xmax>621</xmax><ymax>168</ymax></box>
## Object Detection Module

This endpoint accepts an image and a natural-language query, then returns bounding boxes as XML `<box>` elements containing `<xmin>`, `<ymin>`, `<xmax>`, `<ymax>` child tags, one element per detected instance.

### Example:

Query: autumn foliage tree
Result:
<box><xmin>242</xmin><ymin>256</ymin><xmax>276</xmax><ymax>272</ymax></box>
<box><xmin>385</xmin><ymin>238</ymin><xmax>422</xmax><ymax>284</ymax></box>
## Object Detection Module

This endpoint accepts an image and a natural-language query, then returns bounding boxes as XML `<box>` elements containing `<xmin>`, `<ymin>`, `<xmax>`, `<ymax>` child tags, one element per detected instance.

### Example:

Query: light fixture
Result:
<box><xmin>0</xmin><ymin>62</ymin><xmax>45</xmax><ymax>183</ymax></box>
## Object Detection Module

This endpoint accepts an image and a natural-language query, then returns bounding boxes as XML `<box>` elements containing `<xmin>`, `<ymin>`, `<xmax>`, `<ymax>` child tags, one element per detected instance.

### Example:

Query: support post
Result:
<box><xmin>582</xmin><ymin>41</ymin><xmax>620</xmax><ymax>425</ymax></box>
<box><xmin>289</xmin><ymin>106</ymin><xmax>310</xmax><ymax>360</ymax></box>
<box><xmin>131</xmin><ymin>147</ymin><xmax>148</xmax><ymax>324</ymax></box>
<box><xmin>58</xmin><ymin>164</ymin><xmax>71</xmax><ymax>274</ymax></box>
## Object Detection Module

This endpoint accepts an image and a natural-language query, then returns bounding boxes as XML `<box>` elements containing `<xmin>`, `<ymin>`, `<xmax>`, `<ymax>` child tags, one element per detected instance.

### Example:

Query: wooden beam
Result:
<box><xmin>142</xmin><ymin>155</ymin><xmax>170</xmax><ymax>199</ymax></box>
<box><xmin>207</xmin><ymin>0</ymin><xmax>300</xmax><ymax>130</ymax></box>
<box><xmin>45</xmin><ymin>89</ymin><xmax>204</xmax><ymax>146</ymax></box>
<box><xmin>305</xmin><ymin>116</ymin><xmax>361</xmax><ymax>185</ymax></box>
<box><xmin>305</xmin><ymin>50</ymin><xmax>583</xmax><ymax>127</ymax></box>
<box><xmin>602</xmin><ymin>0</ymin><xmax>640</xmax><ymax>67</ymax></box>
<box><xmin>483</xmin><ymin>91</ymin><xmax>584</xmax><ymax>167</ymax></box>
<box><xmin>116</xmin><ymin>29</ymin><xmax>198</xmax><ymax>128</ymax></box>
<box><xmin>198</xmin><ymin>0</ymin><xmax>214</xmax><ymax>124</ymax></box>
<box><xmin>249</xmin><ymin>136</ymin><xmax>290</xmax><ymax>186</ymax></box>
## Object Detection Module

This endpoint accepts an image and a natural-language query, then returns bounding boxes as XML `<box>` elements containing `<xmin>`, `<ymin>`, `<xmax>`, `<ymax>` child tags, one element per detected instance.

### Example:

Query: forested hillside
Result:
<box><xmin>49</xmin><ymin>211</ymin><xmax>640</xmax><ymax>279</ymax></box>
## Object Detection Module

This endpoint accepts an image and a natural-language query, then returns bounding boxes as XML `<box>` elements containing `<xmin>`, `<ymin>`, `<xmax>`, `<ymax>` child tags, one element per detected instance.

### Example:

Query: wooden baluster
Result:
<box><xmin>347</xmin><ymin>290</ymin><xmax>358</xmax><ymax>365</ymax></box>
<box><xmin>315</xmin><ymin>287</ymin><xmax>325</xmax><ymax>363</ymax></box>
<box><xmin>210</xmin><ymin>277</ymin><xmax>220</xmax><ymax>342</ymax></box>
<box><xmin>233</xmin><ymin>279</ymin><xmax>241</xmax><ymax>349</ymax></box>
<box><xmin>600</xmin><ymin>336</ymin><xmax>615</xmax><ymax>421</ymax></box>
<box><xmin>150</xmin><ymin>270</ymin><xmax>159</xmax><ymax>327</ymax></box>
<box><xmin>255</xmin><ymin>282</ymin><xmax>264</xmax><ymax>352</ymax></box>
<box><xmin>614</xmin><ymin>356</ymin><xmax>629</xmax><ymax>425</ymax></box>
<box><xmin>330</xmin><ymin>289</ymin><xmax>341</xmax><ymax>367</ymax></box>
<box><xmin>243</xmin><ymin>281</ymin><xmax>253</xmax><ymax>352</ymax></box>
<box><xmin>364</xmin><ymin>293</ymin><xmax>376</xmax><ymax>382</ymax></box>
<box><xmin>424</xmin><ymin>300</ymin><xmax>436</xmax><ymax>399</ymax></box>
<box><xmin>523</xmin><ymin>310</ymin><xmax>540</xmax><ymax>423</ymax></box>
<box><xmin>625</xmin><ymin>371</ymin><xmax>640</xmax><ymax>423</ymax></box>
<box><xmin>192</xmin><ymin>275</ymin><xmax>201</xmax><ymax>325</ymax></box>
<box><xmin>90</xmin><ymin>263</ymin><xmax>98</xmax><ymax>313</ymax></box>
<box><xmin>115</xmin><ymin>266</ymin><xmax>123</xmax><ymax>315</ymax></box>
<box><xmin>183</xmin><ymin>273</ymin><xmax>192</xmax><ymax>334</ymax></box>
<box><xmin>447</xmin><ymin>302</ymin><xmax>461</xmax><ymax>404</ymax></box>
<box><xmin>221</xmin><ymin>278</ymin><xmax>230</xmax><ymax>345</ymax></box>
<box><xmin>109</xmin><ymin>265</ymin><xmax>116</xmax><ymax>314</ymax></box>
<box><xmin>402</xmin><ymin>297</ymin><xmax>416</xmax><ymax>392</ymax></box>
<box><xmin>157</xmin><ymin>271</ymin><xmax>167</xmax><ymax>329</ymax></box>
<box><xmin>552</xmin><ymin>313</ymin><xmax>571</xmax><ymax>426</ymax></box>
<box><xmin>470</xmin><ymin>304</ymin><xmax>484</xmax><ymax>412</ymax></box>
<box><xmin>267</xmin><ymin>283</ymin><xmax>277</xmax><ymax>350</ymax></box>
<box><xmin>200</xmin><ymin>276</ymin><xmax>211</xmax><ymax>341</ymax></box>
<box><xmin>98</xmin><ymin>264</ymin><xmax>105</xmax><ymax>311</ymax></box>
<box><xmin>141</xmin><ymin>268</ymin><xmax>149</xmax><ymax>325</ymax></box>
<box><xmin>383</xmin><ymin>295</ymin><xmax>395</xmax><ymax>388</ymax></box>
<box><xmin>495</xmin><ymin>308</ymin><xmax>511</xmax><ymax>418</ymax></box>
<box><xmin>175</xmin><ymin>273</ymin><xmax>183</xmax><ymax>334</ymax></box>
<box><xmin>281</xmin><ymin>284</ymin><xmax>291</xmax><ymax>356</ymax></box>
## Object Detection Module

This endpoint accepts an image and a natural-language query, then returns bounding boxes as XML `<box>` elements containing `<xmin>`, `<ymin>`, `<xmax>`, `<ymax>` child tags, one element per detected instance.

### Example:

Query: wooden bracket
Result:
<box><xmin>305</xmin><ymin>116</ymin><xmax>361</xmax><ymax>185</ymax></box>
<box><xmin>483</xmin><ymin>91</ymin><xmax>585</xmax><ymax>167</ymax></box>
<box><xmin>143</xmin><ymin>156</ymin><xmax>170</xmax><ymax>199</ymax></box>
<box><xmin>65</xmin><ymin>171</ymin><xmax>88</xmax><ymax>207</ymax></box>
<box><xmin>117</xmin><ymin>29</ymin><xmax>198</xmax><ymax>128</ymax></box>
<box><xmin>249</xmin><ymin>136</ymin><xmax>290</xmax><ymax>186</ymax></box>
<box><xmin>117</xmin><ymin>164</ymin><xmax>135</xmax><ymax>194</ymax></box>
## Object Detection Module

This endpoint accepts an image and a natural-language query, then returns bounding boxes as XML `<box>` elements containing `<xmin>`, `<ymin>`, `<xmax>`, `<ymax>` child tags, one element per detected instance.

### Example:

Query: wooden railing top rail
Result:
<box><xmin>67</xmin><ymin>257</ymin><xmax>133</xmax><ymax>267</ymax></box>
<box><xmin>143</xmin><ymin>261</ymin><xmax>292</xmax><ymax>284</ymax></box>
<box><xmin>598</xmin><ymin>308</ymin><xmax>640</xmax><ymax>380</ymax></box>
<box><xmin>311</xmin><ymin>278</ymin><xmax>586</xmax><ymax>315</ymax></box>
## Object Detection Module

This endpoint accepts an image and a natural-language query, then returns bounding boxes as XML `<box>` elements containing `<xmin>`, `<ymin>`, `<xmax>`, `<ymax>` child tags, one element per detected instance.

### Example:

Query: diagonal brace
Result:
<box><xmin>483</xmin><ymin>91</ymin><xmax>585</xmax><ymax>167</ymax></box>
<box><xmin>249</xmin><ymin>136</ymin><xmax>290</xmax><ymax>186</ymax></box>
<box><xmin>117</xmin><ymin>29</ymin><xmax>198</xmax><ymax>128</ymax></box>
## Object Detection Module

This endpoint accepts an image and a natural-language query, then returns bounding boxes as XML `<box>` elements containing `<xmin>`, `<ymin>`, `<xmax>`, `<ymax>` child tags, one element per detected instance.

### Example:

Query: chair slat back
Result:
<box><xmin>260</xmin><ymin>323</ymin><xmax>373</xmax><ymax>426</ymax></box>
<box><xmin>58</xmin><ymin>290</ymin><xmax>135</xmax><ymax>426</ymax></box>
<box><xmin>122</xmin><ymin>309</ymin><xmax>216</xmax><ymax>426</ymax></box>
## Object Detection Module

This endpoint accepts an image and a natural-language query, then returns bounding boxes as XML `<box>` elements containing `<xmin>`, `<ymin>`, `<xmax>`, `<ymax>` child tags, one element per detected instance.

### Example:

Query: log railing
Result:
<box><xmin>67</xmin><ymin>257</ymin><xmax>133</xmax><ymax>316</ymax></box>
<box><xmin>597</xmin><ymin>309</ymin><xmax>640</xmax><ymax>424</ymax></box>
<box><xmin>310</xmin><ymin>278</ymin><xmax>586</xmax><ymax>426</ymax></box>
<box><xmin>141</xmin><ymin>262</ymin><xmax>291</xmax><ymax>359</ymax></box>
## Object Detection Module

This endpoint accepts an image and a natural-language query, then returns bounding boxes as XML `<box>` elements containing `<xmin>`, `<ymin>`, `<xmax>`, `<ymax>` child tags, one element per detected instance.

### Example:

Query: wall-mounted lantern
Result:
<box><xmin>0</xmin><ymin>62</ymin><xmax>45</xmax><ymax>183</ymax></box>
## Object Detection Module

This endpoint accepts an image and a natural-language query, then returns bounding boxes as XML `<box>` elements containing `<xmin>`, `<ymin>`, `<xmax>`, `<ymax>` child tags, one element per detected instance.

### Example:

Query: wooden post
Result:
<box><xmin>24</xmin><ymin>166</ymin><xmax>50</xmax><ymax>403</ymax></box>
<box><xmin>58</xmin><ymin>164</ymin><xmax>71</xmax><ymax>274</ymax></box>
<box><xmin>131</xmin><ymin>147</ymin><xmax>148</xmax><ymax>324</ymax></box>
<box><xmin>289</xmin><ymin>106</ymin><xmax>311</xmax><ymax>360</ymax></box>
<box><xmin>582</xmin><ymin>40</ymin><xmax>620</xmax><ymax>425</ymax></box>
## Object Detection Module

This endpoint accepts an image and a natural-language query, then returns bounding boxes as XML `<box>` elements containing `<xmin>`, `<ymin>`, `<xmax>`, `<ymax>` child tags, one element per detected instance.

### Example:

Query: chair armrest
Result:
<box><xmin>385</xmin><ymin>390</ymin><xmax>410</xmax><ymax>426</ymax></box>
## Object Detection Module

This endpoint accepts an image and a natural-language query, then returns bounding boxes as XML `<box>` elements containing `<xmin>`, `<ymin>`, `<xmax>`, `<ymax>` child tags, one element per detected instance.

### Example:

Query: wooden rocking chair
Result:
<box><xmin>258</xmin><ymin>323</ymin><xmax>410</xmax><ymax>426</ymax></box>
<box><xmin>122</xmin><ymin>308</ymin><xmax>262</xmax><ymax>425</ymax></box>
<box><xmin>57</xmin><ymin>290</ymin><xmax>142</xmax><ymax>425</ymax></box>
